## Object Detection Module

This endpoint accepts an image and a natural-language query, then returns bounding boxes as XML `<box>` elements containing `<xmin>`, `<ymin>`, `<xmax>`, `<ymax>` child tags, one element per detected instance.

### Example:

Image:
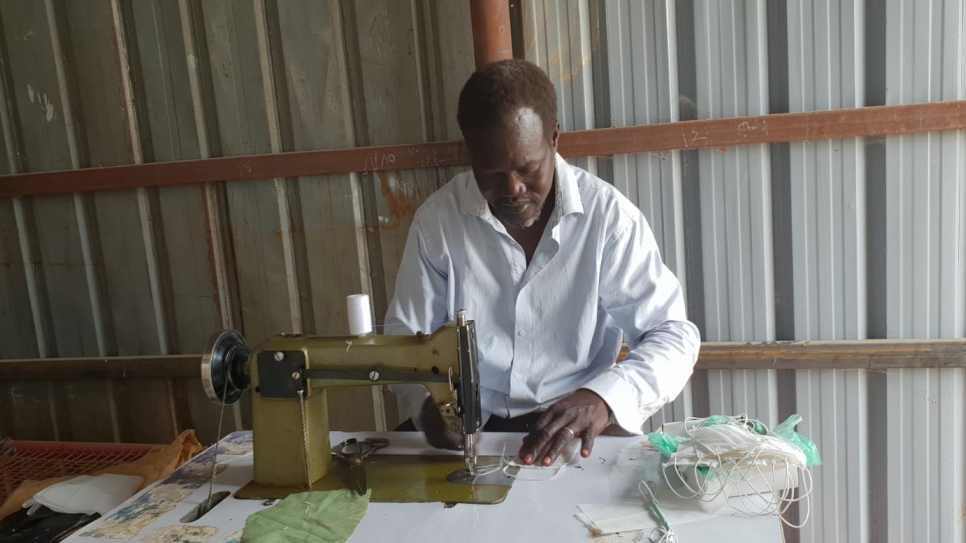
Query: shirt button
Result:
<box><xmin>518</xmin><ymin>330</ymin><xmax>526</xmax><ymax>337</ymax></box>
<box><xmin>515</xmin><ymin>374</ymin><xmax>522</xmax><ymax>380</ymax></box>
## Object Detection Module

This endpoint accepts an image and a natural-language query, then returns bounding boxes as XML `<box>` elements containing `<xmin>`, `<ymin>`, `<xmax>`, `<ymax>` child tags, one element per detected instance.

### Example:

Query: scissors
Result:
<box><xmin>331</xmin><ymin>438</ymin><xmax>389</xmax><ymax>495</ymax></box>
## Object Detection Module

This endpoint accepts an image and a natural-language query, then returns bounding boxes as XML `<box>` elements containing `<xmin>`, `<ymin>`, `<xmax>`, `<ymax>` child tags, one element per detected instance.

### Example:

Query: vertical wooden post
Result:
<box><xmin>469</xmin><ymin>0</ymin><xmax>513</xmax><ymax>69</ymax></box>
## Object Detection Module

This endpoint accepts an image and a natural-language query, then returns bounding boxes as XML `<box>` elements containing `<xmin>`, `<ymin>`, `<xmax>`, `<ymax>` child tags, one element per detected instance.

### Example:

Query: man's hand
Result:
<box><xmin>518</xmin><ymin>389</ymin><xmax>612</xmax><ymax>466</ymax></box>
<box><xmin>419</xmin><ymin>397</ymin><xmax>481</xmax><ymax>451</ymax></box>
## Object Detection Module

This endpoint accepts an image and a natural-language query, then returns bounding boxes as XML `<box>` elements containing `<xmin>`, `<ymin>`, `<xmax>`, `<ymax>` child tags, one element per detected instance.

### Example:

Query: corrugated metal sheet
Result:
<box><xmin>521</xmin><ymin>0</ymin><xmax>600</xmax><ymax>175</ymax></box>
<box><xmin>883</xmin><ymin>1</ymin><xmax>966</xmax><ymax>542</ymax></box>
<box><xmin>0</xmin><ymin>0</ymin><xmax>475</xmax><ymax>443</ymax></box>
<box><xmin>786</xmin><ymin>1</ymin><xmax>869</xmax><ymax>541</ymax></box>
<box><xmin>527</xmin><ymin>0</ymin><xmax>965</xmax><ymax>540</ymax></box>
<box><xmin>692</xmin><ymin>0</ymin><xmax>778</xmax><ymax>423</ymax></box>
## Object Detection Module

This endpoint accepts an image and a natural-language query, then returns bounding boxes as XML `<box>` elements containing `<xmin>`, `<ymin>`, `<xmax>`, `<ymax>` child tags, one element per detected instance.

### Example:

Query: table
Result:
<box><xmin>64</xmin><ymin>431</ymin><xmax>784</xmax><ymax>542</ymax></box>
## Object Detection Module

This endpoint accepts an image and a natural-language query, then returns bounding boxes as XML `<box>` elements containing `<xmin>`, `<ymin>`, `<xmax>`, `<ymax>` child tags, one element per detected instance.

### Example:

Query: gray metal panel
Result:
<box><xmin>786</xmin><ymin>1</ymin><xmax>870</xmax><ymax>541</ymax></box>
<box><xmin>604</xmin><ymin>0</ymin><xmax>683</xmax><ymax>276</ymax></box>
<box><xmin>886</xmin><ymin>369</ymin><xmax>966</xmax><ymax>542</ymax></box>
<box><xmin>274</xmin><ymin>0</ymin><xmax>365</xmax><ymax>336</ymax></box>
<box><xmin>274</xmin><ymin>0</ymin><xmax>382</xmax><ymax>431</ymax></box>
<box><xmin>345</xmin><ymin>0</ymin><xmax>473</xmax><ymax>306</ymax></box>
<box><xmin>522</xmin><ymin>0</ymin><xmax>598</xmax><ymax>174</ymax></box>
<box><xmin>796</xmin><ymin>369</ymin><xmax>869</xmax><ymax>539</ymax></box>
<box><xmin>127</xmin><ymin>0</ymin><xmax>233</xmax><ymax>443</ymax></box>
<box><xmin>0</xmin><ymin>0</ymin><xmax>43</xmax><ymax>370</ymax></box>
<box><xmin>415</xmin><ymin>0</ymin><xmax>474</xmax><ymax>144</ymax></box>
<box><xmin>62</xmin><ymin>0</ymin><xmax>181</xmax><ymax>444</ymax></box>
<box><xmin>0</xmin><ymin>2</ymin><xmax>96</xmax><ymax>358</ymax></box>
<box><xmin>0</xmin><ymin>1</ymin><xmax>73</xmax><ymax>173</ymax></box>
<box><xmin>200</xmin><ymin>0</ymin><xmax>299</xmax><ymax>345</ymax></box>
<box><xmin>0</xmin><ymin>51</ymin><xmax>37</xmax><ymax>362</ymax></box>
<box><xmin>0</xmin><ymin>200</ymin><xmax>36</xmax><ymax>359</ymax></box>
<box><xmin>604</xmin><ymin>0</ymin><xmax>691</xmax><ymax>432</ymax></box>
<box><xmin>884</xmin><ymin>0</ymin><xmax>966</xmax><ymax>541</ymax></box>
<box><xmin>693</xmin><ymin>0</ymin><xmax>776</xmax><ymax>422</ymax></box>
<box><xmin>338</xmin><ymin>0</ymin><xmax>474</xmax><ymax>426</ymax></box>
<box><xmin>0</xmin><ymin>0</ymin><xmax>475</xmax><ymax>437</ymax></box>
<box><xmin>0</xmin><ymin>0</ymin><xmax>122</xmax><ymax>443</ymax></box>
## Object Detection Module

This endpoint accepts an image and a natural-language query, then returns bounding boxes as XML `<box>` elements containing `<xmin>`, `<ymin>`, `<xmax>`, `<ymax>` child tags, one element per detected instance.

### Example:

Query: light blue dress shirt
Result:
<box><xmin>385</xmin><ymin>154</ymin><xmax>700</xmax><ymax>434</ymax></box>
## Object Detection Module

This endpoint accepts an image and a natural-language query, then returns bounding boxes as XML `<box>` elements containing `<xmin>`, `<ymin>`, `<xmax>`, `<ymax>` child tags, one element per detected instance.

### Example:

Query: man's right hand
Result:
<box><xmin>419</xmin><ymin>397</ymin><xmax>478</xmax><ymax>451</ymax></box>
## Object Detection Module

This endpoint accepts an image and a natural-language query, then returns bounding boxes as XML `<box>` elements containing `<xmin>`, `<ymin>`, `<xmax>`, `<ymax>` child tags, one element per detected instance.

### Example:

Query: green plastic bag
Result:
<box><xmin>699</xmin><ymin>415</ymin><xmax>734</xmax><ymax>428</ymax></box>
<box><xmin>770</xmin><ymin>414</ymin><xmax>822</xmax><ymax>466</ymax></box>
<box><xmin>648</xmin><ymin>431</ymin><xmax>686</xmax><ymax>457</ymax></box>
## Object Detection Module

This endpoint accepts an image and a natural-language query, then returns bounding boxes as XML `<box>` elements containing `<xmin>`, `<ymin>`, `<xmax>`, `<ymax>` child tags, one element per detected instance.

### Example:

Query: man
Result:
<box><xmin>386</xmin><ymin>59</ymin><xmax>699</xmax><ymax>467</ymax></box>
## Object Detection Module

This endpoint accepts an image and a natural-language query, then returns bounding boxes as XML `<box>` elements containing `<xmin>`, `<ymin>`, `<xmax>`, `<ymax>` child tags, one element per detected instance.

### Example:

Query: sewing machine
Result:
<box><xmin>200</xmin><ymin>310</ymin><xmax>487</xmax><ymax>501</ymax></box>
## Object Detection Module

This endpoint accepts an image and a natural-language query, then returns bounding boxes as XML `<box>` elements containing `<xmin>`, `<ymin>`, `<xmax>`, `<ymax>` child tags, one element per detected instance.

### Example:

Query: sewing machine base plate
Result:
<box><xmin>235</xmin><ymin>455</ymin><xmax>514</xmax><ymax>504</ymax></box>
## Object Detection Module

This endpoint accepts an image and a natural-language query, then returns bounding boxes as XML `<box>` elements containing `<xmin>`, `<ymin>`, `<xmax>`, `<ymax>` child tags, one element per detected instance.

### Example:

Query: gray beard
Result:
<box><xmin>504</xmin><ymin>199</ymin><xmax>544</xmax><ymax>229</ymax></box>
<box><xmin>500</xmin><ymin>168</ymin><xmax>556</xmax><ymax>229</ymax></box>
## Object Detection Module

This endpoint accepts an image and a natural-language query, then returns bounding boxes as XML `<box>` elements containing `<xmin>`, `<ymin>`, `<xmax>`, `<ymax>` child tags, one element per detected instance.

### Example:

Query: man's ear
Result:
<box><xmin>550</xmin><ymin>123</ymin><xmax>560</xmax><ymax>151</ymax></box>
<box><xmin>463</xmin><ymin>132</ymin><xmax>482</xmax><ymax>165</ymax></box>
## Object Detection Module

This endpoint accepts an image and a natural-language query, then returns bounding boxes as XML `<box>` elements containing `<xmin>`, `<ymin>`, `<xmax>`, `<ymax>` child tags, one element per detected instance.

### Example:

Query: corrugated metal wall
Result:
<box><xmin>523</xmin><ymin>0</ymin><xmax>966</xmax><ymax>541</ymax></box>
<box><xmin>881</xmin><ymin>1</ymin><xmax>966</xmax><ymax>542</ymax></box>
<box><xmin>0</xmin><ymin>0</ymin><xmax>474</xmax><ymax>444</ymax></box>
<box><xmin>786</xmin><ymin>1</ymin><xmax>870</xmax><ymax>540</ymax></box>
<box><xmin>0</xmin><ymin>0</ymin><xmax>964</xmax><ymax>539</ymax></box>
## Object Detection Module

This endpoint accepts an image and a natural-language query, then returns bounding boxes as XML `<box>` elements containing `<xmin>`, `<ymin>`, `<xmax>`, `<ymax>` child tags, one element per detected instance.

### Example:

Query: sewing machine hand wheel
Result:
<box><xmin>202</xmin><ymin>329</ymin><xmax>251</xmax><ymax>404</ymax></box>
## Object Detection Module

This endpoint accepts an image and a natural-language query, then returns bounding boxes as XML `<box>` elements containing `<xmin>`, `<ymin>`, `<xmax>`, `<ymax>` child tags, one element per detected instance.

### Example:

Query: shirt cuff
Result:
<box><xmin>387</xmin><ymin>384</ymin><xmax>431</xmax><ymax>431</ymax></box>
<box><xmin>580</xmin><ymin>371</ymin><xmax>664</xmax><ymax>435</ymax></box>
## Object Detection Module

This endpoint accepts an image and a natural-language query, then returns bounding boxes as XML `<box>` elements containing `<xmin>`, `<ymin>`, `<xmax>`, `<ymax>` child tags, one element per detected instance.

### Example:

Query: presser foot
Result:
<box><xmin>446</xmin><ymin>463</ymin><xmax>519</xmax><ymax>485</ymax></box>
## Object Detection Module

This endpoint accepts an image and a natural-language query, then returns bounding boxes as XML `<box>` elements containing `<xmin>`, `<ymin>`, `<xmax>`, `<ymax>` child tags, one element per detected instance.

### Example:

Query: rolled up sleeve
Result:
<box><xmin>582</xmin><ymin>208</ymin><xmax>700</xmax><ymax>434</ymax></box>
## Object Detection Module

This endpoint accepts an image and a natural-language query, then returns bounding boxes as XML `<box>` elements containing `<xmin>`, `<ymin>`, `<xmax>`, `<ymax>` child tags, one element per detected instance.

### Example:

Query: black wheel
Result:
<box><xmin>201</xmin><ymin>329</ymin><xmax>251</xmax><ymax>404</ymax></box>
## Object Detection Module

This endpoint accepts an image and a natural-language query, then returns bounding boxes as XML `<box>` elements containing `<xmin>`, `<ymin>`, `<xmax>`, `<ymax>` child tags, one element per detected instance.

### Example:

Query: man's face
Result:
<box><xmin>465</xmin><ymin>107</ymin><xmax>559</xmax><ymax>229</ymax></box>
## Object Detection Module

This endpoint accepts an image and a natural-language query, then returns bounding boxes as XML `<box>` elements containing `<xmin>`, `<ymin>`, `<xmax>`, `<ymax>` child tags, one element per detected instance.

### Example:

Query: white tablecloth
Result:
<box><xmin>64</xmin><ymin>431</ymin><xmax>784</xmax><ymax>543</ymax></box>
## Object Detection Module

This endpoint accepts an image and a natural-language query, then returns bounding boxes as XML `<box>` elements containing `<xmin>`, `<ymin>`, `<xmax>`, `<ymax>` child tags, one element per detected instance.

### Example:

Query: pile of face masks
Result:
<box><xmin>648</xmin><ymin>414</ymin><xmax>820</xmax><ymax>528</ymax></box>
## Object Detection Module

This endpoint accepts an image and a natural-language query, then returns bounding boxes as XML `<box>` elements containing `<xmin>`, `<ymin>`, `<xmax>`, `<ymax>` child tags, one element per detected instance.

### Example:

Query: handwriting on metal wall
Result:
<box><xmin>737</xmin><ymin>119</ymin><xmax>769</xmax><ymax>136</ymax></box>
<box><xmin>362</xmin><ymin>144</ymin><xmax>463</xmax><ymax>172</ymax></box>
<box><xmin>364</xmin><ymin>151</ymin><xmax>396</xmax><ymax>171</ymax></box>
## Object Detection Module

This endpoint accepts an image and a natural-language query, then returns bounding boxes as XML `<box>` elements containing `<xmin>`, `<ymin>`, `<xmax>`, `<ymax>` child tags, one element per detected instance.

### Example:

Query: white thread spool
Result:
<box><xmin>346</xmin><ymin>294</ymin><xmax>373</xmax><ymax>336</ymax></box>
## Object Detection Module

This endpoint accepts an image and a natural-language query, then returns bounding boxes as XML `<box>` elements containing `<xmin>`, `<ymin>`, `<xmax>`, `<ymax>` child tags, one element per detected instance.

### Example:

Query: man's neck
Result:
<box><xmin>503</xmin><ymin>172</ymin><xmax>557</xmax><ymax>264</ymax></box>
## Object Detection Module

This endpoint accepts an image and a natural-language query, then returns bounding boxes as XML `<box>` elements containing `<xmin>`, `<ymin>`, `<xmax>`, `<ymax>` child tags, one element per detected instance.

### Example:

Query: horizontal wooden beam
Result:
<box><xmin>3</xmin><ymin>339</ymin><xmax>964</xmax><ymax>381</ymax></box>
<box><xmin>0</xmin><ymin>141</ymin><xmax>470</xmax><ymax>199</ymax></box>
<box><xmin>692</xmin><ymin>339</ymin><xmax>966</xmax><ymax>371</ymax></box>
<box><xmin>0</xmin><ymin>101</ymin><xmax>963</xmax><ymax>199</ymax></box>
<box><xmin>560</xmin><ymin>100</ymin><xmax>966</xmax><ymax>158</ymax></box>
<box><xmin>0</xmin><ymin>355</ymin><xmax>200</xmax><ymax>380</ymax></box>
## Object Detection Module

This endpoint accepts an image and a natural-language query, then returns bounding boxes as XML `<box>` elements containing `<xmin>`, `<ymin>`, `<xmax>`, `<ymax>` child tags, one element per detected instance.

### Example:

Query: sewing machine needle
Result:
<box><xmin>464</xmin><ymin>433</ymin><xmax>476</xmax><ymax>472</ymax></box>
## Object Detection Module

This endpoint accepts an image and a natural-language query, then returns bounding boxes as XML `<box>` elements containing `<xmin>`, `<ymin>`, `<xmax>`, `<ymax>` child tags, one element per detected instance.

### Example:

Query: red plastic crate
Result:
<box><xmin>0</xmin><ymin>439</ymin><xmax>159</xmax><ymax>505</ymax></box>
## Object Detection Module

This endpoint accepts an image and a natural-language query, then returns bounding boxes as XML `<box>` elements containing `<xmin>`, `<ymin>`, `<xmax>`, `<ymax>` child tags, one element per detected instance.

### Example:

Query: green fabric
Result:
<box><xmin>647</xmin><ymin>431</ymin><xmax>686</xmax><ymax>458</ymax></box>
<box><xmin>770</xmin><ymin>414</ymin><xmax>823</xmax><ymax>466</ymax></box>
<box><xmin>241</xmin><ymin>490</ymin><xmax>370</xmax><ymax>543</ymax></box>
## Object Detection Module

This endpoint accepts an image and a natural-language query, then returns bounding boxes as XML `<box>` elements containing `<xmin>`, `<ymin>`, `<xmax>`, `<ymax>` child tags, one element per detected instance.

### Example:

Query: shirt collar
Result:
<box><xmin>458</xmin><ymin>153</ymin><xmax>584</xmax><ymax>220</ymax></box>
<box><xmin>553</xmin><ymin>153</ymin><xmax>583</xmax><ymax>218</ymax></box>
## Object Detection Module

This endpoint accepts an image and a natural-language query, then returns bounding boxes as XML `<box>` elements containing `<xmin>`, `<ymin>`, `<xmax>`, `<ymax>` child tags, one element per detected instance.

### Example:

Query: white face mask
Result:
<box><xmin>659</xmin><ymin>416</ymin><xmax>813</xmax><ymax>530</ymax></box>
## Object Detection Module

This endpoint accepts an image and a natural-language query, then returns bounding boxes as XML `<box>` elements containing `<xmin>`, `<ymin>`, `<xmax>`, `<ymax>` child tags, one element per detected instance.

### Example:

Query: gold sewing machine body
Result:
<box><xmin>201</xmin><ymin>310</ymin><xmax>483</xmax><ymax>500</ymax></box>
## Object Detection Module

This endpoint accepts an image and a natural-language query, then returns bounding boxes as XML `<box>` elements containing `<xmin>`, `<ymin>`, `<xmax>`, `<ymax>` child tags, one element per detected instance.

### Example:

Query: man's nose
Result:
<box><xmin>502</xmin><ymin>173</ymin><xmax>526</xmax><ymax>197</ymax></box>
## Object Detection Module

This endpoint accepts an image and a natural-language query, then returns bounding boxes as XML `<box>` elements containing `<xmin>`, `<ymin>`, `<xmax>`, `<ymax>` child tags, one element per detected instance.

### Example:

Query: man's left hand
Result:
<box><xmin>518</xmin><ymin>389</ymin><xmax>612</xmax><ymax>466</ymax></box>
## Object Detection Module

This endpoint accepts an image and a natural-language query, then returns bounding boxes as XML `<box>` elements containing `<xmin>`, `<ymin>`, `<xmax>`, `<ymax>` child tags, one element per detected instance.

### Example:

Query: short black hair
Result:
<box><xmin>456</xmin><ymin>59</ymin><xmax>558</xmax><ymax>138</ymax></box>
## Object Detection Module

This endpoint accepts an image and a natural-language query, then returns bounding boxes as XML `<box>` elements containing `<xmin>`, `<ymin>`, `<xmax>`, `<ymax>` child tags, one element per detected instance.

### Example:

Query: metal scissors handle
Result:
<box><xmin>332</xmin><ymin>438</ymin><xmax>389</xmax><ymax>463</ymax></box>
<box><xmin>332</xmin><ymin>438</ymin><xmax>390</xmax><ymax>495</ymax></box>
